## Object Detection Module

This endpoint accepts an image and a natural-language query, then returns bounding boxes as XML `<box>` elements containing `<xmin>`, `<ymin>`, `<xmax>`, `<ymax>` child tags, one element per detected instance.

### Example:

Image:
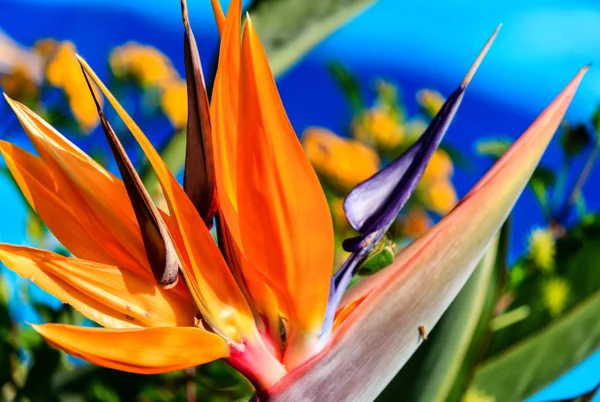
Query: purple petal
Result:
<box><xmin>320</xmin><ymin>25</ymin><xmax>502</xmax><ymax>340</ymax></box>
<box><xmin>343</xmin><ymin>87</ymin><xmax>464</xmax><ymax>252</ymax></box>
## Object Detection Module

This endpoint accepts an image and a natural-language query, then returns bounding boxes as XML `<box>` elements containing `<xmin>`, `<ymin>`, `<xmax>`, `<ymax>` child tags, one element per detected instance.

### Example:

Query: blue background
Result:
<box><xmin>0</xmin><ymin>0</ymin><xmax>598</xmax><ymax>399</ymax></box>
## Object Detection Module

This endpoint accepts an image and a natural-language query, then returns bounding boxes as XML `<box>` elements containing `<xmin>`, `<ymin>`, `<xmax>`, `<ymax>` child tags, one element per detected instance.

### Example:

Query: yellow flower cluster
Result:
<box><xmin>43</xmin><ymin>41</ymin><xmax>102</xmax><ymax>133</ymax></box>
<box><xmin>303</xmin><ymin>80</ymin><xmax>457</xmax><ymax>240</ymax></box>
<box><xmin>109</xmin><ymin>42</ymin><xmax>178</xmax><ymax>87</ymax></box>
<box><xmin>528</xmin><ymin>227</ymin><xmax>555</xmax><ymax>273</ymax></box>
<box><xmin>418</xmin><ymin>149</ymin><xmax>458</xmax><ymax>215</ymax></box>
<box><xmin>462</xmin><ymin>388</ymin><xmax>496</xmax><ymax>402</ymax></box>
<box><xmin>352</xmin><ymin>106</ymin><xmax>405</xmax><ymax>150</ymax></box>
<box><xmin>302</xmin><ymin>127</ymin><xmax>380</xmax><ymax>193</ymax></box>
<box><xmin>109</xmin><ymin>42</ymin><xmax>187</xmax><ymax>128</ymax></box>
<box><xmin>398</xmin><ymin>207</ymin><xmax>432</xmax><ymax>238</ymax></box>
<box><xmin>542</xmin><ymin>277</ymin><xmax>569</xmax><ymax>316</ymax></box>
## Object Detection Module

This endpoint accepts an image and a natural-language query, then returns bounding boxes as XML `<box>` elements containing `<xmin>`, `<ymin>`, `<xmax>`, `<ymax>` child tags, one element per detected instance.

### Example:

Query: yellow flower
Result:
<box><xmin>330</xmin><ymin>197</ymin><xmax>349</xmax><ymax>232</ymax></box>
<box><xmin>421</xmin><ymin>179</ymin><xmax>458</xmax><ymax>215</ymax></box>
<box><xmin>422</xmin><ymin>149</ymin><xmax>453</xmax><ymax>182</ymax></box>
<box><xmin>398</xmin><ymin>208</ymin><xmax>432</xmax><ymax>238</ymax></box>
<box><xmin>528</xmin><ymin>227</ymin><xmax>555</xmax><ymax>273</ymax></box>
<box><xmin>462</xmin><ymin>387</ymin><xmax>496</xmax><ymax>402</ymax></box>
<box><xmin>109</xmin><ymin>42</ymin><xmax>178</xmax><ymax>87</ymax></box>
<box><xmin>542</xmin><ymin>277</ymin><xmax>569</xmax><ymax>316</ymax></box>
<box><xmin>302</xmin><ymin>127</ymin><xmax>379</xmax><ymax>192</ymax></box>
<box><xmin>161</xmin><ymin>80</ymin><xmax>188</xmax><ymax>128</ymax></box>
<box><xmin>352</xmin><ymin>107</ymin><xmax>404</xmax><ymax>150</ymax></box>
<box><xmin>417</xmin><ymin>89</ymin><xmax>446</xmax><ymax>117</ymax></box>
<box><xmin>46</xmin><ymin>41</ymin><xmax>101</xmax><ymax>133</ymax></box>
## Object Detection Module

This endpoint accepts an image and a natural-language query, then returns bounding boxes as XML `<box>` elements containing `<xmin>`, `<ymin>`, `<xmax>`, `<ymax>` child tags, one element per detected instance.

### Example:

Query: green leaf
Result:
<box><xmin>560</xmin><ymin>123</ymin><xmax>592</xmax><ymax>158</ymax></box>
<box><xmin>326</xmin><ymin>61</ymin><xmax>365</xmax><ymax>113</ymax></box>
<box><xmin>248</xmin><ymin>0</ymin><xmax>377</xmax><ymax>77</ymax></box>
<box><xmin>0</xmin><ymin>276</ymin><xmax>11</xmax><ymax>387</ymax></box>
<box><xmin>357</xmin><ymin>237</ymin><xmax>395</xmax><ymax>276</ymax></box>
<box><xmin>470</xmin><ymin>288</ymin><xmax>600</xmax><ymax>402</ymax></box>
<box><xmin>475</xmin><ymin>136</ymin><xmax>513</xmax><ymax>159</ymax></box>
<box><xmin>487</xmin><ymin>215</ymin><xmax>600</xmax><ymax>357</ymax></box>
<box><xmin>377</xmin><ymin>222</ymin><xmax>507</xmax><ymax>402</ymax></box>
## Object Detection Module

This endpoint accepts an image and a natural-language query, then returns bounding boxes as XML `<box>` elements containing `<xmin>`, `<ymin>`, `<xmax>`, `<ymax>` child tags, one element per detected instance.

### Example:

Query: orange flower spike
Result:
<box><xmin>210</xmin><ymin>0</ymin><xmax>284</xmax><ymax>351</ymax></box>
<box><xmin>211</xmin><ymin>0</ymin><xmax>242</xmax><ymax>235</ymax></box>
<box><xmin>77</xmin><ymin>57</ymin><xmax>287</xmax><ymax>387</ymax></box>
<box><xmin>237</xmin><ymin>16</ymin><xmax>335</xmax><ymax>369</ymax></box>
<box><xmin>210</xmin><ymin>0</ymin><xmax>226</xmax><ymax>35</ymax></box>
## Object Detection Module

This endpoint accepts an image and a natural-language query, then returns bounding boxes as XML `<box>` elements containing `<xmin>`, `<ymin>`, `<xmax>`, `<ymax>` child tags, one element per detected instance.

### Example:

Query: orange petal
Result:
<box><xmin>0</xmin><ymin>244</ymin><xmax>195</xmax><ymax>328</ymax></box>
<box><xmin>236</xmin><ymin>18</ymin><xmax>334</xmax><ymax>338</ymax></box>
<box><xmin>0</xmin><ymin>141</ymin><xmax>114</xmax><ymax>265</ymax></box>
<box><xmin>34</xmin><ymin>324</ymin><xmax>228</xmax><ymax>374</ymax></box>
<box><xmin>211</xmin><ymin>0</ymin><xmax>242</xmax><ymax>240</ymax></box>
<box><xmin>210</xmin><ymin>0</ymin><xmax>226</xmax><ymax>35</ymax></box>
<box><xmin>4</xmin><ymin>95</ymin><xmax>149</xmax><ymax>276</ymax></box>
<box><xmin>77</xmin><ymin>57</ymin><xmax>256</xmax><ymax>344</ymax></box>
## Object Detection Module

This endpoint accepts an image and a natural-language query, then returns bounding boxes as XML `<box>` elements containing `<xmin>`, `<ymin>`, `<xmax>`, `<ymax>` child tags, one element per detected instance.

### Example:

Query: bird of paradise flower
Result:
<box><xmin>0</xmin><ymin>0</ymin><xmax>588</xmax><ymax>401</ymax></box>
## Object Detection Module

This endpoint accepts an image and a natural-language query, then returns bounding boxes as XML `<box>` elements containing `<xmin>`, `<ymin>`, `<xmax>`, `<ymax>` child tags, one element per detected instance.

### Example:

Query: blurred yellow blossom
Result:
<box><xmin>46</xmin><ymin>41</ymin><xmax>101</xmax><ymax>133</ymax></box>
<box><xmin>161</xmin><ymin>80</ymin><xmax>188</xmax><ymax>128</ymax></box>
<box><xmin>462</xmin><ymin>388</ymin><xmax>496</xmax><ymax>402</ymax></box>
<box><xmin>110</xmin><ymin>42</ymin><xmax>178</xmax><ymax>87</ymax></box>
<box><xmin>421</xmin><ymin>179</ymin><xmax>458</xmax><ymax>215</ymax></box>
<box><xmin>422</xmin><ymin>149</ymin><xmax>453</xmax><ymax>182</ymax></box>
<box><xmin>352</xmin><ymin>107</ymin><xmax>404</xmax><ymax>150</ymax></box>
<box><xmin>417</xmin><ymin>89</ymin><xmax>445</xmax><ymax>117</ymax></box>
<box><xmin>528</xmin><ymin>227</ymin><xmax>555</xmax><ymax>273</ymax></box>
<box><xmin>398</xmin><ymin>208</ymin><xmax>431</xmax><ymax>238</ymax></box>
<box><xmin>542</xmin><ymin>277</ymin><xmax>569</xmax><ymax>316</ymax></box>
<box><xmin>302</xmin><ymin>127</ymin><xmax>379</xmax><ymax>192</ymax></box>
<box><xmin>330</xmin><ymin>197</ymin><xmax>349</xmax><ymax>232</ymax></box>
<box><xmin>0</xmin><ymin>63</ymin><xmax>38</xmax><ymax>100</ymax></box>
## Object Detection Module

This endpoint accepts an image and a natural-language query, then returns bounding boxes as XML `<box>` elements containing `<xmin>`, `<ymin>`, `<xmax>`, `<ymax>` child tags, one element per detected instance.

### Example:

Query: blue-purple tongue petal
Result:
<box><xmin>320</xmin><ymin>25</ymin><xmax>502</xmax><ymax>341</ymax></box>
<box><xmin>343</xmin><ymin>87</ymin><xmax>464</xmax><ymax>251</ymax></box>
<box><xmin>342</xmin><ymin>24</ymin><xmax>501</xmax><ymax>252</ymax></box>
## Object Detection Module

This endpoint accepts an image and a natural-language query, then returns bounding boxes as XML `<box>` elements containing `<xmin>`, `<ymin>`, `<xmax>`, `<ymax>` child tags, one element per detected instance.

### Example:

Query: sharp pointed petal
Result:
<box><xmin>181</xmin><ymin>0</ymin><xmax>218</xmax><ymax>227</ymax></box>
<box><xmin>343</xmin><ymin>27</ymin><xmax>499</xmax><ymax>244</ymax></box>
<box><xmin>80</xmin><ymin>67</ymin><xmax>180</xmax><ymax>288</ymax></box>
<box><xmin>0</xmin><ymin>245</ymin><xmax>194</xmax><ymax>328</ymax></box>
<box><xmin>236</xmin><ymin>16</ymin><xmax>334</xmax><ymax>344</ymax></box>
<box><xmin>34</xmin><ymin>324</ymin><xmax>228</xmax><ymax>374</ymax></box>
<box><xmin>77</xmin><ymin>56</ymin><xmax>256</xmax><ymax>344</ymax></box>
<box><xmin>209</xmin><ymin>0</ymin><xmax>226</xmax><ymax>34</ymax></box>
<box><xmin>268</xmin><ymin>66</ymin><xmax>587</xmax><ymax>402</ymax></box>
<box><xmin>2</xmin><ymin>95</ymin><xmax>150</xmax><ymax>276</ymax></box>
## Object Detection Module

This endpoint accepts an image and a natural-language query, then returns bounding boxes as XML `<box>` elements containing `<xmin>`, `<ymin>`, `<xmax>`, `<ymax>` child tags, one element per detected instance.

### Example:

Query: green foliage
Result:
<box><xmin>357</xmin><ymin>237</ymin><xmax>395</xmax><ymax>276</ymax></box>
<box><xmin>471</xmin><ymin>288</ymin><xmax>600</xmax><ymax>402</ymax></box>
<box><xmin>377</xmin><ymin>224</ymin><xmax>507</xmax><ymax>402</ymax></box>
<box><xmin>248</xmin><ymin>0</ymin><xmax>378</xmax><ymax>77</ymax></box>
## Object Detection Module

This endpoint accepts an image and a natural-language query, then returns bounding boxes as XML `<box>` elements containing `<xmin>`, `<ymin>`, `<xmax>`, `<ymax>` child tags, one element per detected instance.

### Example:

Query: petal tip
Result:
<box><xmin>461</xmin><ymin>24</ymin><xmax>501</xmax><ymax>88</ymax></box>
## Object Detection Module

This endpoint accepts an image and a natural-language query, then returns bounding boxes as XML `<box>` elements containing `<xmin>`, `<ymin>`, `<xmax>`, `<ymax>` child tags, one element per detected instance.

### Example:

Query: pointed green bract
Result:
<box><xmin>267</xmin><ymin>67</ymin><xmax>587</xmax><ymax>402</ymax></box>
